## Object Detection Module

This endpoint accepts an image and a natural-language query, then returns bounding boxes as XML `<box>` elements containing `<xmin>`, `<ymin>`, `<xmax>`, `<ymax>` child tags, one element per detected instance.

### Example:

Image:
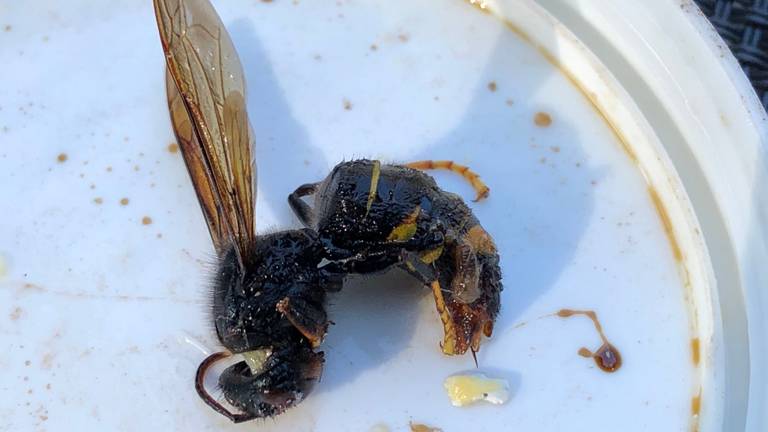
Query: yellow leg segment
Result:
<box><xmin>405</xmin><ymin>160</ymin><xmax>490</xmax><ymax>202</ymax></box>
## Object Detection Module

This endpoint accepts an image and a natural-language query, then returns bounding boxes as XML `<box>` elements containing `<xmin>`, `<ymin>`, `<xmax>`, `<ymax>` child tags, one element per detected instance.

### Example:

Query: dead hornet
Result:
<box><xmin>154</xmin><ymin>0</ymin><xmax>502</xmax><ymax>423</ymax></box>
<box><xmin>289</xmin><ymin>159</ymin><xmax>502</xmax><ymax>358</ymax></box>
<box><xmin>154</xmin><ymin>0</ymin><xmax>339</xmax><ymax>422</ymax></box>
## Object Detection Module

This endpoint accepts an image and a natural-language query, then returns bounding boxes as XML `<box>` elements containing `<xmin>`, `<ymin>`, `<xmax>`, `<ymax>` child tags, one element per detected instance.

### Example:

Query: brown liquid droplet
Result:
<box><xmin>167</xmin><ymin>143</ymin><xmax>179</xmax><ymax>153</ymax></box>
<box><xmin>93</xmin><ymin>197</ymin><xmax>103</xmax><ymax>205</ymax></box>
<box><xmin>593</xmin><ymin>342</ymin><xmax>621</xmax><ymax>372</ymax></box>
<box><xmin>343</xmin><ymin>99</ymin><xmax>353</xmax><ymax>110</ymax></box>
<box><xmin>410</xmin><ymin>423</ymin><xmax>442</xmax><ymax>432</ymax></box>
<box><xmin>141</xmin><ymin>216</ymin><xmax>152</xmax><ymax>226</ymax></box>
<box><xmin>56</xmin><ymin>153</ymin><xmax>68</xmax><ymax>163</ymax></box>
<box><xmin>557</xmin><ymin>309</ymin><xmax>621</xmax><ymax>373</ymax></box>
<box><xmin>487</xmin><ymin>81</ymin><xmax>497</xmax><ymax>92</ymax></box>
<box><xmin>534</xmin><ymin>112</ymin><xmax>552</xmax><ymax>127</ymax></box>
<box><xmin>120</xmin><ymin>198</ymin><xmax>129</xmax><ymax>206</ymax></box>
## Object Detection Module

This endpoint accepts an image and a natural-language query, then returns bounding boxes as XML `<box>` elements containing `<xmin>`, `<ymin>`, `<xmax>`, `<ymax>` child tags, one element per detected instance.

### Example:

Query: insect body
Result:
<box><xmin>289</xmin><ymin>159</ymin><xmax>502</xmax><ymax>356</ymax></box>
<box><xmin>154</xmin><ymin>0</ymin><xmax>502</xmax><ymax>423</ymax></box>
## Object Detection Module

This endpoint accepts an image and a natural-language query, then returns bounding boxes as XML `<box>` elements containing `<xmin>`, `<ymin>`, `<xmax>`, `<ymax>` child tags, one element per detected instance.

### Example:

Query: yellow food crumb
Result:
<box><xmin>443</xmin><ymin>373</ymin><xmax>510</xmax><ymax>407</ymax></box>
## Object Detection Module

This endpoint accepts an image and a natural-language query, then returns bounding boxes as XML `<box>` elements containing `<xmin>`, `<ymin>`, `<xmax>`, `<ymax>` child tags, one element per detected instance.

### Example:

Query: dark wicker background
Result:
<box><xmin>696</xmin><ymin>0</ymin><xmax>768</xmax><ymax>109</ymax></box>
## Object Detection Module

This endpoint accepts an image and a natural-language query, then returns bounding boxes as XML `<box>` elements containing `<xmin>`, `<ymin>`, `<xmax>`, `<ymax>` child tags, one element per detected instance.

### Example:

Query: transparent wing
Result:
<box><xmin>155</xmin><ymin>0</ymin><xmax>256</xmax><ymax>262</ymax></box>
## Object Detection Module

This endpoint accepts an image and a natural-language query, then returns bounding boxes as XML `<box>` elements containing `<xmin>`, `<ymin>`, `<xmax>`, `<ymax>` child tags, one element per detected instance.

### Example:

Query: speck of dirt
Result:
<box><xmin>534</xmin><ymin>111</ymin><xmax>552</xmax><ymax>127</ymax></box>
<box><xmin>133</xmin><ymin>165</ymin><xmax>140</xmax><ymax>171</ymax></box>
<box><xmin>370</xmin><ymin>43</ymin><xmax>378</xmax><ymax>51</ymax></box>
<box><xmin>156</xmin><ymin>233</ymin><xmax>163</xmax><ymax>239</ymax></box>
<box><xmin>46</xmin><ymin>383</ymin><xmax>51</xmax><ymax>390</ymax></box>
<box><xmin>398</xmin><ymin>33</ymin><xmax>410</xmax><ymax>42</ymax></box>
<box><xmin>56</xmin><ymin>153</ymin><xmax>68</xmax><ymax>163</ymax></box>
<box><xmin>141</xmin><ymin>216</ymin><xmax>153</xmax><ymax>226</ymax></box>
<box><xmin>539</xmin><ymin>157</ymin><xmax>547</xmax><ymax>164</ymax></box>
<box><xmin>10</xmin><ymin>307</ymin><xmax>22</xmax><ymax>321</ymax></box>
<box><xmin>89</xmin><ymin>184</ymin><xmax>95</xmax><ymax>189</ymax></box>
<box><xmin>4</xmin><ymin>25</ymin><xmax>11</xmax><ymax>32</ymax></box>
<box><xmin>261</xmin><ymin>0</ymin><xmax>273</xmax><ymax>2</ymax></box>
<box><xmin>120</xmin><ymin>198</ymin><xmax>129</xmax><ymax>206</ymax></box>
<box><xmin>106</xmin><ymin>166</ymin><xmax>112</xmax><ymax>172</ymax></box>
<box><xmin>343</xmin><ymin>99</ymin><xmax>353</xmax><ymax>110</ymax></box>
<box><xmin>487</xmin><ymin>81</ymin><xmax>497</xmax><ymax>92</ymax></box>
<box><xmin>40</xmin><ymin>415</ymin><xmax>48</xmax><ymax>421</ymax></box>
<box><xmin>23</xmin><ymin>376</ymin><xmax>28</xmax><ymax>381</ymax></box>
<box><xmin>167</xmin><ymin>143</ymin><xmax>179</xmax><ymax>153</ymax></box>
<box><xmin>550</xmin><ymin>146</ymin><xmax>561</xmax><ymax>153</ymax></box>
<box><xmin>313</xmin><ymin>54</ymin><xmax>322</xmax><ymax>61</ymax></box>
<box><xmin>26</xmin><ymin>389</ymin><xmax>32</xmax><ymax>395</ymax></box>
<box><xmin>505</xmin><ymin>98</ymin><xmax>514</xmax><ymax>106</ymax></box>
<box><xmin>42</xmin><ymin>35</ymin><xmax>49</xmax><ymax>42</ymax></box>
<box><xmin>93</xmin><ymin>197</ymin><xmax>103</xmax><ymax>205</ymax></box>
<box><xmin>24</xmin><ymin>360</ymin><xmax>31</xmax><ymax>366</ymax></box>
<box><xmin>41</xmin><ymin>352</ymin><xmax>55</xmax><ymax>369</ymax></box>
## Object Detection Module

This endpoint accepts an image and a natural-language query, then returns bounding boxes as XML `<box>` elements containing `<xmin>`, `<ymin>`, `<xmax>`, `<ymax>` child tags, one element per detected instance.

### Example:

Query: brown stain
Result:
<box><xmin>120</xmin><ymin>198</ymin><xmax>129</xmax><ymax>206</ymax></box>
<box><xmin>141</xmin><ymin>216</ymin><xmax>153</xmax><ymax>225</ymax></box>
<box><xmin>343</xmin><ymin>99</ymin><xmax>353</xmax><ymax>110</ymax></box>
<box><xmin>56</xmin><ymin>153</ymin><xmax>67</xmax><ymax>163</ymax></box>
<box><xmin>534</xmin><ymin>112</ymin><xmax>552</xmax><ymax>127</ymax></box>
<box><xmin>167</xmin><ymin>143</ymin><xmax>179</xmax><ymax>153</ymax></box>
<box><xmin>93</xmin><ymin>197</ymin><xmax>103</xmax><ymax>205</ymax></box>
<box><xmin>9</xmin><ymin>306</ymin><xmax>22</xmax><ymax>321</ymax></box>
<box><xmin>398</xmin><ymin>33</ymin><xmax>410</xmax><ymax>43</ymax></box>
<box><xmin>550</xmin><ymin>146</ymin><xmax>561</xmax><ymax>153</ymax></box>
<box><xmin>41</xmin><ymin>352</ymin><xmax>55</xmax><ymax>369</ymax></box>
<box><xmin>691</xmin><ymin>338</ymin><xmax>701</xmax><ymax>366</ymax></box>
<box><xmin>487</xmin><ymin>81</ymin><xmax>497</xmax><ymax>92</ymax></box>
<box><xmin>690</xmin><ymin>387</ymin><xmax>703</xmax><ymax>432</ymax></box>
<box><xmin>410</xmin><ymin>423</ymin><xmax>442</xmax><ymax>432</ymax></box>
<box><xmin>557</xmin><ymin>309</ymin><xmax>622</xmax><ymax>373</ymax></box>
<box><xmin>370</xmin><ymin>43</ymin><xmax>378</xmax><ymax>51</ymax></box>
<box><xmin>691</xmin><ymin>388</ymin><xmax>702</xmax><ymax>416</ymax></box>
<box><xmin>648</xmin><ymin>186</ymin><xmax>683</xmax><ymax>261</ymax></box>
<box><xmin>505</xmin><ymin>98</ymin><xmax>514</xmax><ymax>106</ymax></box>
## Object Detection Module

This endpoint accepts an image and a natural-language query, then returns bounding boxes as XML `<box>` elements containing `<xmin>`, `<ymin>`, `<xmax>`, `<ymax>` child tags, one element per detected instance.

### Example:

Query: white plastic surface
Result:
<box><xmin>0</xmin><ymin>1</ymin><xmax>764</xmax><ymax>431</ymax></box>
